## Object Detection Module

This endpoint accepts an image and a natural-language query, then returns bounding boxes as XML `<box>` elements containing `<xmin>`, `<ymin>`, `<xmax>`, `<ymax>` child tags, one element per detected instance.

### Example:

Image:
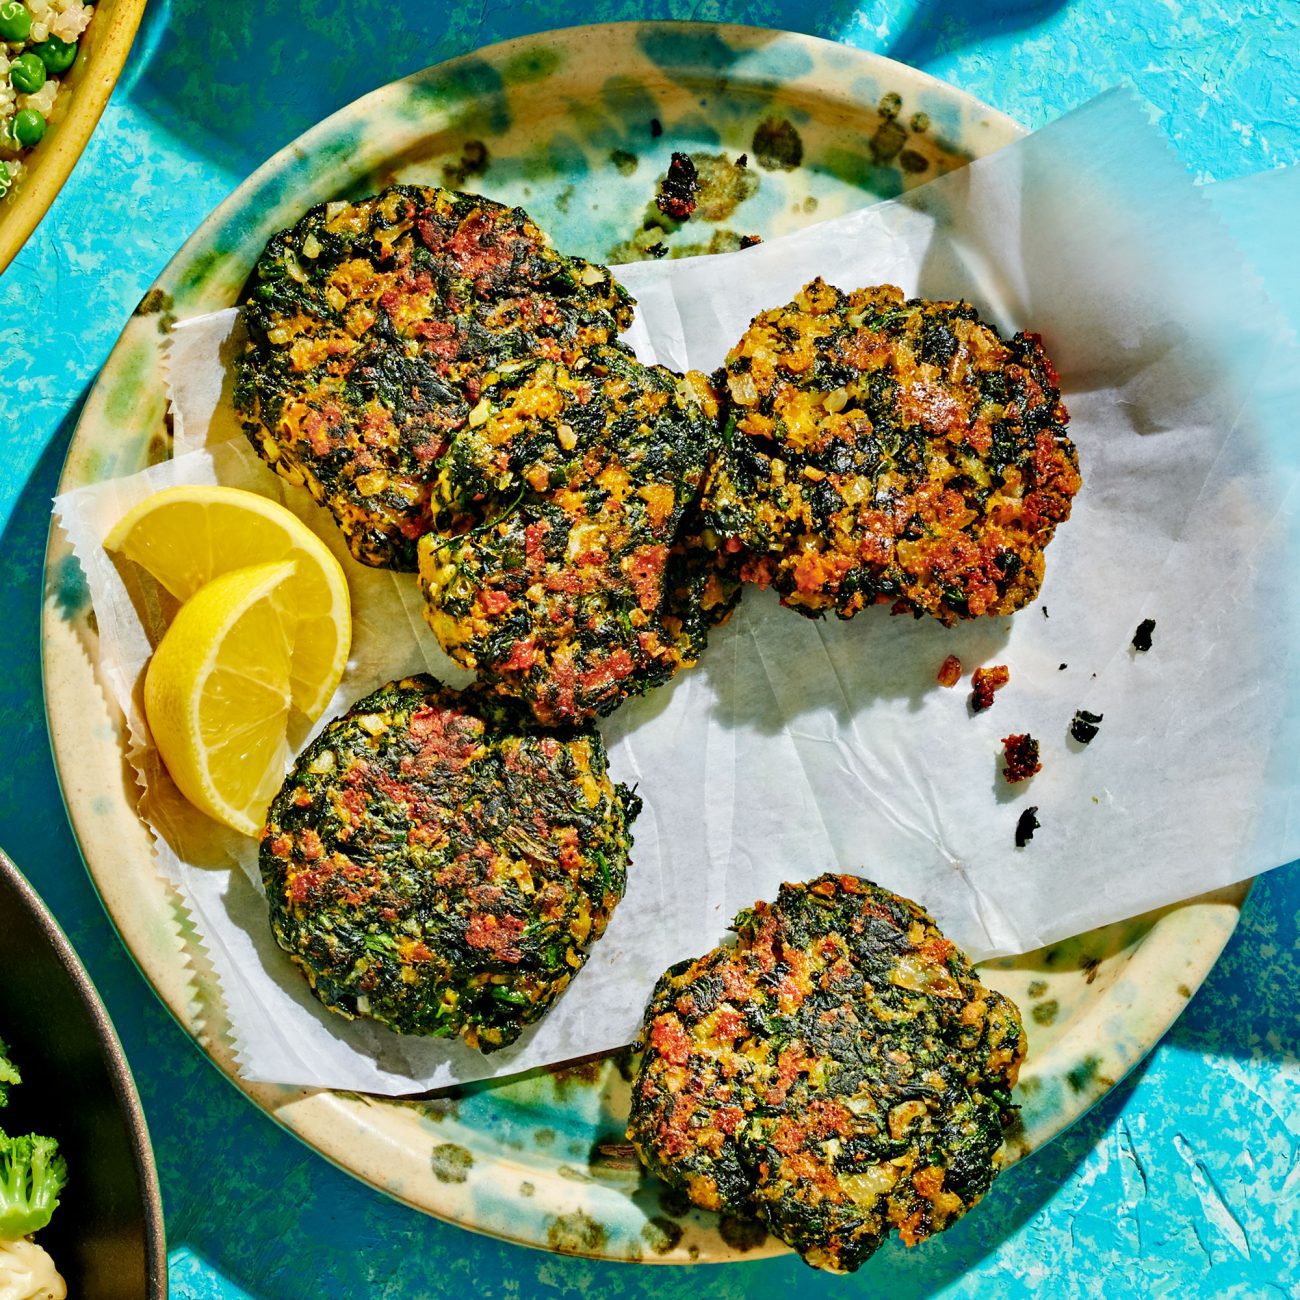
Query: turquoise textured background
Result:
<box><xmin>3</xmin><ymin>2</ymin><xmax>1299</xmax><ymax>1295</ymax></box>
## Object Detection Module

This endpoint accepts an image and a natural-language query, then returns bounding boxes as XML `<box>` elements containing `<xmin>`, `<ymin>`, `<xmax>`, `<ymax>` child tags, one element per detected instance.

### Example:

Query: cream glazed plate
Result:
<box><xmin>42</xmin><ymin>22</ymin><xmax>1248</xmax><ymax>1264</ymax></box>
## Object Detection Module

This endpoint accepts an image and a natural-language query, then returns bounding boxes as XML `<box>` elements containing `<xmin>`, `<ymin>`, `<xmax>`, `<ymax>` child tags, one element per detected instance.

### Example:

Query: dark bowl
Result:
<box><xmin>0</xmin><ymin>849</ymin><xmax>166</xmax><ymax>1297</ymax></box>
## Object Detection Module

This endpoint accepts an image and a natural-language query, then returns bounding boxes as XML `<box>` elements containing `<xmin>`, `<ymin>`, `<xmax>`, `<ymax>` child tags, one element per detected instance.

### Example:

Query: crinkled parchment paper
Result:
<box><xmin>54</xmin><ymin>89</ymin><xmax>1300</xmax><ymax>1092</ymax></box>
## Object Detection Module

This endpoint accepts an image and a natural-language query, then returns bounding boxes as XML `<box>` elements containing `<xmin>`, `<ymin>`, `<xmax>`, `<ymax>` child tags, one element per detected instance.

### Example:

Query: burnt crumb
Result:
<box><xmin>739</xmin><ymin>234</ymin><xmax>763</xmax><ymax>249</ymax></box>
<box><xmin>657</xmin><ymin>152</ymin><xmax>700</xmax><ymax>221</ymax></box>
<box><xmin>1042</xmin><ymin>606</ymin><xmax>1049</xmax><ymax>618</ymax></box>
<box><xmin>1132</xmin><ymin>618</ymin><xmax>1156</xmax><ymax>652</ymax></box>
<box><xmin>1015</xmin><ymin>806</ymin><xmax>1041</xmax><ymax>848</ymax></box>
<box><xmin>937</xmin><ymin>654</ymin><xmax>962</xmax><ymax>688</ymax></box>
<box><xmin>610</xmin><ymin>148</ymin><xmax>639</xmax><ymax>175</ymax></box>
<box><xmin>1001</xmin><ymin>734</ymin><xmax>1041</xmax><ymax>784</ymax></box>
<box><xmin>645</xmin><ymin>241</ymin><xmax>668</xmax><ymax>259</ymax></box>
<box><xmin>736</xmin><ymin>153</ymin><xmax>748</xmax><ymax>167</ymax></box>
<box><xmin>970</xmin><ymin>664</ymin><xmax>1009</xmax><ymax>712</ymax></box>
<box><xmin>650</xmin><ymin>117</ymin><xmax>663</xmax><ymax>138</ymax></box>
<box><xmin>1058</xmin><ymin>664</ymin><xmax>1067</xmax><ymax>671</ymax></box>
<box><xmin>1069</xmin><ymin>709</ymin><xmax>1104</xmax><ymax>744</ymax></box>
<box><xmin>751</xmin><ymin>116</ymin><xmax>804</xmax><ymax>171</ymax></box>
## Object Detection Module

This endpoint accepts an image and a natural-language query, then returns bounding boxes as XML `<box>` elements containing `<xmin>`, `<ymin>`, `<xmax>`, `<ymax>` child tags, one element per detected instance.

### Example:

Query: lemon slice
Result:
<box><xmin>106</xmin><ymin>485</ymin><xmax>350</xmax><ymax>718</ymax></box>
<box><xmin>144</xmin><ymin>561</ymin><xmax>299</xmax><ymax>837</ymax></box>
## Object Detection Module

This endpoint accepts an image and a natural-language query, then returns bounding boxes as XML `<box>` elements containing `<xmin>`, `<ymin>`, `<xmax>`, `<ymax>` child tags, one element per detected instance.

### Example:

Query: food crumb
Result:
<box><xmin>650</xmin><ymin>117</ymin><xmax>663</xmax><ymax>138</ymax></box>
<box><xmin>1069</xmin><ymin>710</ymin><xmax>1104</xmax><ymax>744</ymax></box>
<box><xmin>970</xmin><ymin>664</ymin><xmax>1009</xmax><ymax>712</ymax></box>
<box><xmin>1001</xmin><ymin>734</ymin><xmax>1041</xmax><ymax>784</ymax></box>
<box><xmin>1042</xmin><ymin>606</ymin><xmax>1049</xmax><ymax>619</ymax></box>
<box><xmin>1015</xmin><ymin>807</ymin><xmax>1041</xmax><ymax>848</ymax></box>
<box><xmin>656</xmin><ymin>152</ymin><xmax>699</xmax><ymax>221</ymax></box>
<box><xmin>1132</xmin><ymin>618</ymin><xmax>1156</xmax><ymax>652</ymax></box>
<box><xmin>736</xmin><ymin>153</ymin><xmax>748</xmax><ymax>167</ymax></box>
<box><xmin>1058</xmin><ymin>663</ymin><xmax>1067</xmax><ymax>671</ymax></box>
<box><xmin>739</xmin><ymin>234</ymin><xmax>763</xmax><ymax>249</ymax></box>
<box><xmin>937</xmin><ymin>654</ymin><xmax>963</xmax><ymax>688</ymax></box>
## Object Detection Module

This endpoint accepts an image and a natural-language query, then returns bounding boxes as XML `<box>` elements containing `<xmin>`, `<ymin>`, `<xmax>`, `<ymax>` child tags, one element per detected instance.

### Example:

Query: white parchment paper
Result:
<box><xmin>54</xmin><ymin>88</ymin><xmax>1300</xmax><ymax>1093</ymax></box>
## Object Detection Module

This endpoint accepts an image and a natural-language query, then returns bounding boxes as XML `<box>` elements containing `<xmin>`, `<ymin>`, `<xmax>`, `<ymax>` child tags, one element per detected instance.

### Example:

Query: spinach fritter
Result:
<box><xmin>432</xmin><ymin>345</ymin><xmax>693</xmax><ymax>521</ymax></box>
<box><xmin>706</xmin><ymin>280</ymin><xmax>1080</xmax><ymax>623</ymax></box>
<box><xmin>234</xmin><ymin>185</ymin><xmax>634</xmax><ymax>570</ymax></box>
<box><xmin>419</xmin><ymin>349</ymin><xmax>740</xmax><ymax>725</ymax></box>
<box><xmin>260</xmin><ymin>676</ymin><xmax>640</xmax><ymax>1051</ymax></box>
<box><xmin>627</xmin><ymin>874</ymin><xmax>1025</xmax><ymax>1273</ymax></box>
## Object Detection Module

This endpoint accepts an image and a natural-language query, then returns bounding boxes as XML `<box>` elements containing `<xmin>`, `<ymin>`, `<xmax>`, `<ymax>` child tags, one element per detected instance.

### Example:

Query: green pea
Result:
<box><xmin>33</xmin><ymin>34</ymin><xmax>76</xmax><ymax>75</ymax></box>
<box><xmin>11</xmin><ymin>107</ymin><xmax>44</xmax><ymax>148</ymax></box>
<box><xmin>0</xmin><ymin>2</ymin><xmax>31</xmax><ymax>43</ymax></box>
<box><xmin>9</xmin><ymin>51</ymin><xmax>45</xmax><ymax>94</ymax></box>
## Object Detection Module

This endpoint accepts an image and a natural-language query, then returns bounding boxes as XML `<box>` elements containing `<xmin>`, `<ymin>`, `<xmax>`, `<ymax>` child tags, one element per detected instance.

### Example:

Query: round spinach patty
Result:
<box><xmin>706</xmin><ymin>279</ymin><xmax>1079</xmax><ymax>623</ymax></box>
<box><xmin>419</xmin><ymin>349</ymin><xmax>740</xmax><ymax>725</ymax></box>
<box><xmin>260</xmin><ymin>675</ymin><xmax>639</xmax><ymax>1051</ymax></box>
<box><xmin>628</xmin><ymin>873</ymin><xmax>1025</xmax><ymax>1272</ymax></box>
<box><xmin>235</xmin><ymin>185</ymin><xmax>633</xmax><ymax>570</ymax></box>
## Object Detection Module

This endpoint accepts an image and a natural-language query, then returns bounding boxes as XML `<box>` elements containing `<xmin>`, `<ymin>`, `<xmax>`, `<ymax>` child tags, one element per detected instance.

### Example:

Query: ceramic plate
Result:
<box><xmin>42</xmin><ymin>23</ymin><xmax>1248</xmax><ymax>1264</ymax></box>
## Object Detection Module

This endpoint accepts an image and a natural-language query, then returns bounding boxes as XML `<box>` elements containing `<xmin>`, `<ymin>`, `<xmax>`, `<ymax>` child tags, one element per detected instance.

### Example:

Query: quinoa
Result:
<box><xmin>0</xmin><ymin>1</ymin><xmax>95</xmax><ymax>199</ymax></box>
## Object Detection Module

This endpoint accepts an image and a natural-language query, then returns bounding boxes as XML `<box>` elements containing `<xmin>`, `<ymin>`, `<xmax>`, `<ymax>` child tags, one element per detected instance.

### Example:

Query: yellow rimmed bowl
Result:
<box><xmin>0</xmin><ymin>0</ymin><xmax>148</xmax><ymax>274</ymax></box>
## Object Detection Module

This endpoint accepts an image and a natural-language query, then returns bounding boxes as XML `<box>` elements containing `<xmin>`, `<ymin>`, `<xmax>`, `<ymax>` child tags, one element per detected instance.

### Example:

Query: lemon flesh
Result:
<box><xmin>144</xmin><ymin>561</ymin><xmax>299</xmax><ymax>837</ymax></box>
<box><xmin>106</xmin><ymin>484</ymin><xmax>350</xmax><ymax>718</ymax></box>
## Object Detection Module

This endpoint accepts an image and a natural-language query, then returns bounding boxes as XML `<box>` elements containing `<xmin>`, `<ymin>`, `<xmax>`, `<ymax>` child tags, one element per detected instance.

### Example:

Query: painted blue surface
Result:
<box><xmin>2</xmin><ymin>1</ymin><xmax>1298</xmax><ymax>1295</ymax></box>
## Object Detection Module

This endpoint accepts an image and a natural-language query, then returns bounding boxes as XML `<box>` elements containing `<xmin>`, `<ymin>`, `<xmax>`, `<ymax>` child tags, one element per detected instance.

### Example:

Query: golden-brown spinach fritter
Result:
<box><xmin>706</xmin><ymin>280</ymin><xmax>1080</xmax><ymax>623</ymax></box>
<box><xmin>234</xmin><ymin>185</ymin><xmax>633</xmax><ymax>569</ymax></box>
<box><xmin>419</xmin><ymin>348</ymin><xmax>739</xmax><ymax>726</ymax></box>
<box><xmin>260</xmin><ymin>676</ymin><xmax>640</xmax><ymax>1051</ymax></box>
<box><xmin>628</xmin><ymin>874</ymin><xmax>1025</xmax><ymax>1272</ymax></box>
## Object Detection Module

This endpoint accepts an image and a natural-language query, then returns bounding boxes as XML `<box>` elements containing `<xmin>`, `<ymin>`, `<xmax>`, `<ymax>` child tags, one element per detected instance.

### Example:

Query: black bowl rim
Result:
<box><xmin>0</xmin><ymin>846</ymin><xmax>168</xmax><ymax>1297</ymax></box>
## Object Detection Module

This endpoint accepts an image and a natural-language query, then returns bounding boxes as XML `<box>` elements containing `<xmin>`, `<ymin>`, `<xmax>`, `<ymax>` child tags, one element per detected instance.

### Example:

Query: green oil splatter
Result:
<box><xmin>547</xmin><ymin>1209</ymin><xmax>608</xmax><ymax>1256</ymax></box>
<box><xmin>502</xmin><ymin>46</ymin><xmax>561</xmax><ymax>84</ymax></box>
<box><xmin>751</xmin><ymin>116</ymin><xmax>803</xmax><ymax>171</ymax></box>
<box><xmin>430</xmin><ymin>1142</ymin><xmax>473</xmax><ymax>1183</ymax></box>
<box><xmin>642</xmin><ymin>1216</ymin><xmax>683</xmax><ymax>1254</ymax></box>
<box><xmin>1031</xmin><ymin>999</ymin><xmax>1060</xmax><ymax>1026</ymax></box>
<box><xmin>1066</xmin><ymin>1055</ymin><xmax>1101</xmax><ymax>1093</ymax></box>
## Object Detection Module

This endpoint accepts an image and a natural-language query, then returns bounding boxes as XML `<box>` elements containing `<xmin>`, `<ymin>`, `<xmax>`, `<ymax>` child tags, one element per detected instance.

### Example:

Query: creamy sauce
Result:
<box><xmin>0</xmin><ymin>1238</ymin><xmax>66</xmax><ymax>1300</ymax></box>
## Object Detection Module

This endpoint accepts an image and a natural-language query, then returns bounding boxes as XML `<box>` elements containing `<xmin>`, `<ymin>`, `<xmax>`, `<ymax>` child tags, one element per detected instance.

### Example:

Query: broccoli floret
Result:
<box><xmin>0</xmin><ymin>1040</ymin><xmax>18</xmax><ymax>1108</ymax></box>
<box><xmin>0</xmin><ymin>1133</ymin><xmax>67</xmax><ymax>1240</ymax></box>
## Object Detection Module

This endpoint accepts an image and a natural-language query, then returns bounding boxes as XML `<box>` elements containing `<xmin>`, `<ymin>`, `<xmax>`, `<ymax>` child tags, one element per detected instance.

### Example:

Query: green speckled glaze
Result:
<box><xmin>42</xmin><ymin>22</ymin><xmax>1247</xmax><ymax>1265</ymax></box>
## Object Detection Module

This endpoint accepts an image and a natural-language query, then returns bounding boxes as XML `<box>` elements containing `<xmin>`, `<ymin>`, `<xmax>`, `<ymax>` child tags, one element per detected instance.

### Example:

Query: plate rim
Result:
<box><xmin>41</xmin><ymin>20</ymin><xmax>1249</xmax><ymax>1265</ymax></box>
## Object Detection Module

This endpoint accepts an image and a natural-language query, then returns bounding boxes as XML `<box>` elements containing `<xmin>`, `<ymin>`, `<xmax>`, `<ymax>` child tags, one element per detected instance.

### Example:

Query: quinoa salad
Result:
<box><xmin>0</xmin><ymin>0</ymin><xmax>94</xmax><ymax>198</ymax></box>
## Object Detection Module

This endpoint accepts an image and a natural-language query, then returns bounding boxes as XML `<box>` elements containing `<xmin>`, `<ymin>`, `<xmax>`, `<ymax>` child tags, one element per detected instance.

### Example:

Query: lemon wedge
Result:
<box><xmin>144</xmin><ymin>561</ymin><xmax>301</xmax><ymax>837</ymax></box>
<box><xmin>105</xmin><ymin>485</ymin><xmax>351</xmax><ymax>717</ymax></box>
